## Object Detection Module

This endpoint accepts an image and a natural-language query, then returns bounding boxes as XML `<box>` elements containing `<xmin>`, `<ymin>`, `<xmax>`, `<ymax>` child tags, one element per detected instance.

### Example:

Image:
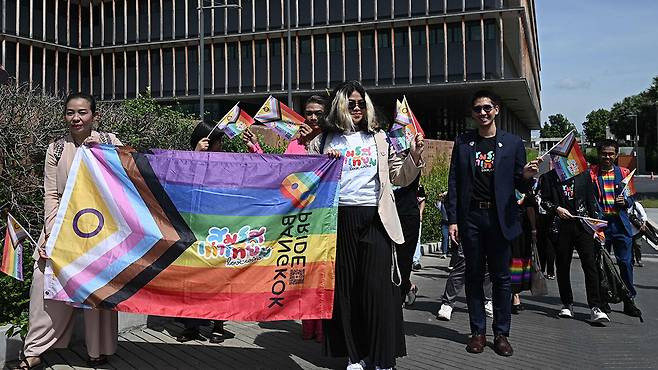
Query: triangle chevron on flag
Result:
<box><xmin>212</xmin><ymin>102</ymin><xmax>255</xmax><ymax>139</ymax></box>
<box><xmin>254</xmin><ymin>96</ymin><xmax>305</xmax><ymax>141</ymax></box>
<box><xmin>389</xmin><ymin>96</ymin><xmax>424</xmax><ymax>153</ymax></box>
<box><xmin>547</xmin><ymin>130</ymin><xmax>576</xmax><ymax>157</ymax></box>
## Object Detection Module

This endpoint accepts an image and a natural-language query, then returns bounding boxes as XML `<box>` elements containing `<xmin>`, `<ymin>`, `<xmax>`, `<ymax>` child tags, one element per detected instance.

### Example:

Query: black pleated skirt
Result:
<box><xmin>324</xmin><ymin>206</ymin><xmax>406</xmax><ymax>369</ymax></box>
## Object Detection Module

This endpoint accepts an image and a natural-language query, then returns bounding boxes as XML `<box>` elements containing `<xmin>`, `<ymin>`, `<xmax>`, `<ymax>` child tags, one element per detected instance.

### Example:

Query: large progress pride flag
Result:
<box><xmin>44</xmin><ymin>145</ymin><xmax>340</xmax><ymax>321</ymax></box>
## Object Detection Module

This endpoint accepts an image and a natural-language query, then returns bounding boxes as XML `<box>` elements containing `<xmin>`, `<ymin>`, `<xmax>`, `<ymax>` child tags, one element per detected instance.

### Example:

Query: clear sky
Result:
<box><xmin>535</xmin><ymin>0</ymin><xmax>658</xmax><ymax>135</ymax></box>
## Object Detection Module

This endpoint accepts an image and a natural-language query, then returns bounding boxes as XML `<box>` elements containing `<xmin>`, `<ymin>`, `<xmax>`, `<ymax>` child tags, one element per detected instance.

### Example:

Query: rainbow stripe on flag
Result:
<box><xmin>389</xmin><ymin>96</ymin><xmax>425</xmax><ymax>153</ymax></box>
<box><xmin>255</xmin><ymin>95</ymin><xmax>306</xmax><ymax>141</ymax></box>
<box><xmin>550</xmin><ymin>140</ymin><xmax>587</xmax><ymax>182</ymax></box>
<box><xmin>214</xmin><ymin>103</ymin><xmax>255</xmax><ymax>139</ymax></box>
<box><xmin>1</xmin><ymin>213</ymin><xmax>34</xmax><ymax>281</ymax></box>
<box><xmin>45</xmin><ymin>145</ymin><xmax>341</xmax><ymax>321</ymax></box>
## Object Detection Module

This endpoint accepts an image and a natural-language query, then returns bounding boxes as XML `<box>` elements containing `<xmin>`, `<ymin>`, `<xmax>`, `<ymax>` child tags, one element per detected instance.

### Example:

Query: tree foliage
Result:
<box><xmin>540</xmin><ymin>113</ymin><xmax>578</xmax><ymax>138</ymax></box>
<box><xmin>583</xmin><ymin>108</ymin><xmax>610</xmax><ymax>145</ymax></box>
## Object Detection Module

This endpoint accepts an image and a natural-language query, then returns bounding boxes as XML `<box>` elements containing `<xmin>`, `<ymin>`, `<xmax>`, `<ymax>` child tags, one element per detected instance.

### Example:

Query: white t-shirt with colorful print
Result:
<box><xmin>328</xmin><ymin>131</ymin><xmax>380</xmax><ymax>206</ymax></box>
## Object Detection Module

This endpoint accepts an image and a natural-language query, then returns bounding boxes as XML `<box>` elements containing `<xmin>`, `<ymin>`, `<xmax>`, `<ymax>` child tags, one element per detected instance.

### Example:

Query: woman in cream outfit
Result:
<box><xmin>17</xmin><ymin>93</ymin><xmax>119</xmax><ymax>369</ymax></box>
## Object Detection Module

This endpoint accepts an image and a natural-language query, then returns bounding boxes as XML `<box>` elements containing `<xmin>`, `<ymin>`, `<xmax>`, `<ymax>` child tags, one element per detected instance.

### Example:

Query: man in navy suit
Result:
<box><xmin>446</xmin><ymin>91</ymin><xmax>539</xmax><ymax>357</ymax></box>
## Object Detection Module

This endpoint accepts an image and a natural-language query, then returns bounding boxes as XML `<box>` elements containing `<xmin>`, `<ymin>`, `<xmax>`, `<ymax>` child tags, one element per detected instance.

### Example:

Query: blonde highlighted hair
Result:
<box><xmin>323</xmin><ymin>81</ymin><xmax>380</xmax><ymax>133</ymax></box>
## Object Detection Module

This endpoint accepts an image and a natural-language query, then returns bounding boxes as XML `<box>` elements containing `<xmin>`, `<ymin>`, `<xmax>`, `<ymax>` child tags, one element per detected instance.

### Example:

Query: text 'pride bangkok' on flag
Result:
<box><xmin>44</xmin><ymin>145</ymin><xmax>341</xmax><ymax>322</ymax></box>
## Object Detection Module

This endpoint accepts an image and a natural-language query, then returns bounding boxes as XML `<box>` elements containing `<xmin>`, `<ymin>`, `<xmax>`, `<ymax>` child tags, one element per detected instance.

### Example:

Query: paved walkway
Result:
<box><xmin>6</xmin><ymin>245</ymin><xmax>658</xmax><ymax>370</ymax></box>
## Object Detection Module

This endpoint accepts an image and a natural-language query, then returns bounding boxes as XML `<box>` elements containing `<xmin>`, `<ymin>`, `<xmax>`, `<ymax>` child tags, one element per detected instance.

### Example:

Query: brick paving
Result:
<box><xmin>6</xmin><ymin>243</ymin><xmax>658</xmax><ymax>370</ymax></box>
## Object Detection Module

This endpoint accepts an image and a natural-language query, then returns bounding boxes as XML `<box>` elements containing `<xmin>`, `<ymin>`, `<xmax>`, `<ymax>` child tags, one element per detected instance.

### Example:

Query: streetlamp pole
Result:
<box><xmin>198</xmin><ymin>1</ymin><xmax>241</xmax><ymax>121</ymax></box>
<box><xmin>286</xmin><ymin>0</ymin><xmax>293</xmax><ymax>107</ymax></box>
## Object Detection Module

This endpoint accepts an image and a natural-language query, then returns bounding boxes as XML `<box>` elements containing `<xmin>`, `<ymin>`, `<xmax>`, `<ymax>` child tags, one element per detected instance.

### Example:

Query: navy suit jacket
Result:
<box><xmin>446</xmin><ymin>129</ymin><xmax>529</xmax><ymax>241</ymax></box>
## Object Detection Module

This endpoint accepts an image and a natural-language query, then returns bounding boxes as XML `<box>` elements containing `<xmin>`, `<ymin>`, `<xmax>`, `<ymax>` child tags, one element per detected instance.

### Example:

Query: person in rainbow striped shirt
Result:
<box><xmin>590</xmin><ymin>139</ymin><xmax>641</xmax><ymax>318</ymax></box>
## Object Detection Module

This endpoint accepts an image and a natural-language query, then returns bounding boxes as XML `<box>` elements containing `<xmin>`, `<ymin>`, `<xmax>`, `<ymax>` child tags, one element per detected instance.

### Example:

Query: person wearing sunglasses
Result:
<box><xmin>308</xmin><ymin>81</ymin><xmax>424</xmax><ymax>370</ymax></box>
<box><xmin>286</xmin><ymin>95</ymin><xmax>326</xmax><ymax>155</ymax></box>
<box><xmin>445</xmin><ymin>90</ymin><xmax>540</xmax><ymax>357</ymax></box>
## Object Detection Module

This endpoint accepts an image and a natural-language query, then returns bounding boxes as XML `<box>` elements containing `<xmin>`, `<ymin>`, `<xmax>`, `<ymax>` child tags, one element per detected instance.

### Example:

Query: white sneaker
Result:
<box><xmin>558</xmin><ymin>304</ymin><xmax>574</xmax><ymax>318</ymax></box>
<box><xmin>484</xmin><ymin>300</ymin><xmax>493</xmax><ymax>318</ymax></box>
<box><xmin>437</xmin><ymin>304</ymin><xmax>453</xmax><ymax>321</ymax></box>
<box><xmin>590</xmin><ymin>307</ymin><xmax>610</xmax><ymax>323</ymax></box>
<box><xmin>347</xmin><ymin>360</ymin><xmax>366</xmax><ymax>370</ymax></box>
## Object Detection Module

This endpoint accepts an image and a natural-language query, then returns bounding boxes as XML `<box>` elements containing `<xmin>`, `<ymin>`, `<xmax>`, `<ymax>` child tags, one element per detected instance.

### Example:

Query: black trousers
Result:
<box><xmin>554</xmin><ymin>220</ymin><xmax>602</xmax><ymax>308</ymax></box>
<box><xmin>324</xmin><ymin>206</ymin><xmax>406</xmax><ymax>369</ymax></box>
<box><xmin>537</xmin><ymin>214</ymin><xmax>555</xmax><ymax>276</ymax></box>
<box><xmin>396</xmin><ymin>213</ymin><xmax>421</xmax><ymax>297</ymax></box>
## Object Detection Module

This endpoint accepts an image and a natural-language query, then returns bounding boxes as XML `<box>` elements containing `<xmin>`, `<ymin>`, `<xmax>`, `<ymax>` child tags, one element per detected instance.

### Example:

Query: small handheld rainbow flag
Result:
<box><xmin>1</xmin><ymin>213</ymin><xmax>35</xmax><ymax>281</ymax></box>
<box><xmin>620</xmin><ymin>169</ymin><xmax>637</xmax><ymax>197</ymax></box>
<box><xmin>550</xmin><ymin>140</ymin><xmax>587</xmax><ymax>182</ymax></box>
<box><xmin>389</xmin><ymin>96</ymin><xmax>425</xmax><ymax>153</ymax></box>
<box><xmin>255</xmin><ymin>96</ymin><xmax>305</xmax><ymax>141</ymax></box>
<box><xmin>212</xmin><ymin>102</ymin><xmax>255</xmax><ymax>139</ymax></box>
<box><xmin>576</xmin><ymin>216</ymin><xmax>608</xmax><ymax>243</ymax></box>
<box><xmin>546</xmin><ymin>130</ymin><xmax>577</xmax><ymax>158</ymax></box>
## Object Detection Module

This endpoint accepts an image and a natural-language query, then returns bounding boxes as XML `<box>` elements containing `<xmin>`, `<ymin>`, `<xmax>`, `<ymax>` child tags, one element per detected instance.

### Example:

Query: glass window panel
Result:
<box><xmin>361</xmin><ymin>0</ymin><xmax>374</xmax><ymax>20</ymax></box>
<box><xmin>162</xmin><ymin>0</ymin><xmax>173</xmax><ymax>40</ymax></box>
<box><xmin>394</xmin><ymin>28</ymin><xmax>409</xmax><ymax>84</ymax></box>
<box><xmin>429</xmin><ymin>0</ymin><xmax>443</xmax><ymax>13</ymax></box>
<box><xmin>361</xmin><ymin>32</ymin><xmax>376</xmax><ymax>85</ymax></box>
<box><xmin>115</xmin><ymin>1</ymin><xmax>125</xmax><ymax>44</ymax></box>
<box><xmin>270</xmin><ymin>0</ymin><xmax>283</xmax><ymax>29</ymax></box>
<box><xmin>32</xmin><ymin>48</ymin><xmax>43</xmax><ymax>90</ymax></box>
<box><xmin>174</xmin><ymin>47</ymin><xmax>186</xmax><ymax>95</ymax></box>
<box><xmin>270</xmin><ymin>38</ymin><xmax>283</xmax><ymax>89</ymax></box>
<box><xmin>447</xmin><ymin>23</ymin><xmax>463</xmax><ymax>81</ymax></box>
<box><xmin>254</xmin><ymin>40</ymin><xmax>267</xmax><ymax>90</ymax></box>
<box><xmin>151</xmin><ymin>1</ymin><xmax>161</xmax><ymax>40</ymax></box>
<box><xmin>81</xmin><ymin>4</ymin><xmax>91</xmax><ymax>47</ymax></box>
<box><xmin>466</xmin><ymin>21</ymin><xmax>481</xmax><ymax>80</ymax></box>
<box><xmin>428</xmin><ymin>24</ymin><xmax>445</xmax><ymax>82</ymax></box>
<box><xmin>138</xmin><ymin>50</ymin><xmax>149</xmax><ymax>95</ymax></box>
<box><xmin>298</xmin><ymin>0</ymin><xmax>311</xmax><ymax>26</ymax></box>
<box><xmin>254</xmin><ymin>0</ymin><xmax>267</xmax><ymax>31</ymax></box>
<box><xmin>103</xmin><ymin>53</ymin><xmax>113</xmax><ymax>97</ymax></box>
<box><xmin>227</xmin><ymin>43</ymin><xmax>239</xmax><ymax>92</ymax></box>
<box><xmin>313</xmin><ymin>0</ymin><xmax>327</xmax><ymax>25</ymax></box>
<box><xmin>45</xmin><ymin>50</ymin><xmax>56</xmax><ymax>94</ymax></box>
<box><xmin>411</xmin><ymin>0</ymin><xmax>426</xmax><ymax>15</ymax></box>
<box><xmin>163</xmin><ymin>48</ymin><xmax>173</xmax><ymax>94</ymax></box>
<box><xmin>345</xmin><ymin>33</ymin><xmax>358</xmax><ymax>81</ymax></box>
<box><xmin>18</xmin><ymin>1</ymin><xmax>30</xmax><ymax>37</ymax></box>
<box><xmin>447</xmin><ymin>0</ymin><xmax>462</xmax><ymax>12</ymax></box>
<box><xmin>92</xmin><ymin>5</ymin><xmax>102</xmax><ymax>46</ymax></box>
<box><xmin>465</xmin><ymin>0</ymin><xmax>481</xmax><ymax>10</ymax></box>
<box><xmin>188</xmin><ymin>0</ymin><xmax>199</xmax><ymax>36</ymax></box>
<box><xmin>69</xmin><ymin>53</ymin><xmax>79</xmax><ymax>94</ymax></box>
<box><xmin>241</xmin><ymin>42</ymin><xmax>253</xmax><ymax>91</ymax></box>
<box><xmin>80</xmin><ymin>55</ymin><xmax>90</xmax><ymax>95</ymax></box>
<box><xmin>313</xmin><ymin>35</ymin><xmax>328</xmax><ymax>86</ymax></box>
<box><xmin>411</xmin><ymin>26</ymin><xmax>426</xmax><ymax>83</ymax></box>
<box><xmin>394</xmin><ymin>0</ymin><xmax>407</xmax><ymax>17</ymax></box>
<box><xmin>175</xmin><ymin>0</ymin><xmax>186</xmax><ymax>38</ymax></box>
<box><xmin>151</xmin><ymin>50</ymin><xmax>162</xmax><ymax>95</ymax></box>
<box><xmin>241</xmin><ymin>2</ymin><xmax>254</xmax><ymax>32</ymax></box>
<box><xmin>188</xmin><ymin>46</ymin><xmax>198</xmax><ymax>95</ymax></box>
<box><xmin>115</xmin><ymin>53</ymin><xmax>124</xmax><ymax>99</ymax></box>
<box><xmin>127</xmin><ymin>51</ymin><xmax>137</xmax><ymax>96</ymax></box>
<box><xmin>45</xmin><ymin>1</ymin><xmax>56</xmax><ymax>42</ymax></box>
<box><xmin>70</xmin><ymin>4</ymin><xmax>79</xmax><ymax>47</ymax></box>
<box><xmin>345</xmin><ymin>1</ymin><xmax>358</xmax><ymax>22</ymax></box>
<box><xmin>33</xmin><ymin>0</ymin><xmax>44</xmax><ymax>40</ymax></box>
<box><xmin>299</xmin><ymin>37</ymin><xmax>311</xmax><ymax>89</ymax></box>
<box><xmin>92</xmin><ymin>55</ymin><xmax>101</xmax><ymax>98</ymax></box>
<box><xmin>4</xmin><ymin>1</ymin><xmax>16</xmax><ymax>35</ymax></box>
<box><xmin>378</xmin><ymin>31</ymin><xmax>392</xmax><ymax>83</ymax></box>
<box><xmin>213</xmin><ymin>43</ymin><xmax>226</xmax><ymax>92</ymax></box>
<box><xmin>378</xmin><ymin>0</ymin><xmax>392</xmax><ymax>19</ymax></box>
<box><xmin>139</xmin><ymin>1</ymin><xmax>149</xmax><ymax>41</ymax></box>
<box><xmin>328</xmin><ymin>0</ymin><xmax>342</xmax><ymax>23</ymax></box>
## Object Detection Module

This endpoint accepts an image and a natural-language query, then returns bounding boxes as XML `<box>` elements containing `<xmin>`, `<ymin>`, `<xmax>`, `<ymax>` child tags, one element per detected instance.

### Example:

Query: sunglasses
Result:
<box><xmin>348</xmin><ymin>100</ymin><xmax>367</xmax><ymax>110</ymax></box>
<box><xmin>472</xmin><ymin>104</ymin><xmax>495</xmax><ymax>113</ymax></box>
<box><xmin>304</xmin><ymin>110</ymin><xmax>324</xmax><ymax>118</ymax></box>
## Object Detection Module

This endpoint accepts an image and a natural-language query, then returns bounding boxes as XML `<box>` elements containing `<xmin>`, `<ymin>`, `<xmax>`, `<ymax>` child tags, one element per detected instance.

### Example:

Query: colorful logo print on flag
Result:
<box><xmin>45</xmin><ymin>145</ymin><xmax>341</xmax><ymax>322</ymax></box>
<box><xmin>389</xmin><ymin>96</ymin><xmax>425</xmax><ymax>153</ymax></box>
<box><xmin>550</xmin><ymin>140</ymin><xmax>587</xmax><ymax>182</ymax></box>
<box><xmin>255</xmin><ymin>95</ymin><xmax>306</xmax><ymax>141</ymax></box>
<box><xmin>214</xmin><ymin>103</ymin><xmax>255</xmax><ymax>139</ymax></box>
<box><xmin>1</xmin><ymin>213</ymin><xmax>34</xmax><ymax>281</ymax></box>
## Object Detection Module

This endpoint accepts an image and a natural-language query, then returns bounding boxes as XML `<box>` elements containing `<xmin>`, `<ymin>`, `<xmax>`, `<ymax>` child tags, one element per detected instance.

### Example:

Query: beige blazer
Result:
<box><xmin>308</xmin><ymin>130</ymin><xmax>422</xmax><ymax>244</ymax></box>
<box><xmin>35</xmin><ymin>131</ymin><xmax>122</xmax><ymax>259</ymax></box>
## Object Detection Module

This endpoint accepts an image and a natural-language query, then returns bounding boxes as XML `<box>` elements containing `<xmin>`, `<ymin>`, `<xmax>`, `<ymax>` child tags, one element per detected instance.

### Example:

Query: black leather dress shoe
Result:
<box><xmin>466</xmin><ymin>334</ymin><xmax>486</xmax><ymax>354</ymax></box>
<box><xmin>493</xmin><ymin>335</ymin><xmax>514</xmax><ymax>356</ymax></box>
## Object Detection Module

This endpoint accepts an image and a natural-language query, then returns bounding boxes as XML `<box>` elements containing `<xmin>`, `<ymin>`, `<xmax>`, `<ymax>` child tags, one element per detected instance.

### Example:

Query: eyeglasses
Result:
<box><xmin>348</xmin><ymin>100</ymin><xmax>367</xmax><ymax>110</ymax></box>
<box><xmin>472</xmin><ymin>104</ymin><xmax>495</xmax><ymax>113</ymax></box>
<box><xmin>304</xmin><ymin>110</ymin><xmax>324</xmax><ymax>118</ymax></box>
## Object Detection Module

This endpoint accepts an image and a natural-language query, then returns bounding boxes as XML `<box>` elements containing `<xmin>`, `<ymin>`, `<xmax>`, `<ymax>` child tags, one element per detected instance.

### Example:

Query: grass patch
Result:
<box><xmin>638</xmin><ymin>198</ymin><xmax>658</xmax><ymax>208</ymax></box>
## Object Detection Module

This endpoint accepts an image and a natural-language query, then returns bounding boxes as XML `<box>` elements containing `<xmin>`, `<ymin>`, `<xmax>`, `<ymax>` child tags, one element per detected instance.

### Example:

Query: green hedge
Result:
<box><xmin>419</xmin><ymin>154</ymin><xmax>450</xmax><ymax>243</ymax></box>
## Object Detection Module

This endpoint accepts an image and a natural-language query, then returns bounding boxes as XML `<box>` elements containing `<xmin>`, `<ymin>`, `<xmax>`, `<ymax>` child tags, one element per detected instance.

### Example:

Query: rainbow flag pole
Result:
<box><xmin>1</xmin><ymin>213</ymin><xmax>36</xmax><ymax>281</ymax></box>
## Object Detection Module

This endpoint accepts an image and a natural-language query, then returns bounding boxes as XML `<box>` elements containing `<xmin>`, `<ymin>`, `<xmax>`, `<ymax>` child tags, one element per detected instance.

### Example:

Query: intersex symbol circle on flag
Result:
<box><xmin>72</xmin><ymin>208</ymin><xmax>105</xmax><ymax>238</ymax></box>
